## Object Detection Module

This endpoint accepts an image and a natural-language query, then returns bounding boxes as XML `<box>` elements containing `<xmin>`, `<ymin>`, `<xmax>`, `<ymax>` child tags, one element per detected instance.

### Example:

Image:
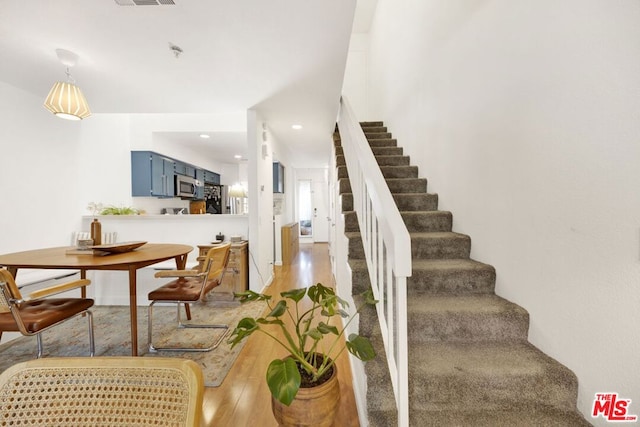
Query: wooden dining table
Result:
<box><xmin>0</xmin><ymin>243</ymin><xmax>193</xmax><ymax>356</ymax></box>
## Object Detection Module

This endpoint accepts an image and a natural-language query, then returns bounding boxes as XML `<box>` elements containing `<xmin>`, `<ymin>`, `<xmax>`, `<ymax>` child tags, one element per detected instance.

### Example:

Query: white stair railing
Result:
<box><xmin>338</xmin><ymin>96</ymin><xmax>411</xmax><ymax>427</ymax></box>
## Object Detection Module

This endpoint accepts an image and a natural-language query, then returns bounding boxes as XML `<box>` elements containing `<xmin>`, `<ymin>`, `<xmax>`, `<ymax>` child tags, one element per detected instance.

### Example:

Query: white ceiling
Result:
<box><xmin>0</xmin><ymin>0</ymin><xmax>377</xmax><ymax>167</ymax></box>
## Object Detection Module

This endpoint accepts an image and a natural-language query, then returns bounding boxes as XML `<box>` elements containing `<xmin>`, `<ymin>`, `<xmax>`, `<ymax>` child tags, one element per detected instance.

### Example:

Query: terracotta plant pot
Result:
<box><xmin>271</xmin><ymin>361</ymin><xmax>341</xmax><ymax>427</ymax></box>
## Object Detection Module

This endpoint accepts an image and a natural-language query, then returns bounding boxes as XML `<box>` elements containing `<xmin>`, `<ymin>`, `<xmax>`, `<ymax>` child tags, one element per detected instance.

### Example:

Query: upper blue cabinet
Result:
<box><xmin>203</xmin><ymin>170</ymin><xmax>220</xmax><ymax>184</ymax></box>
<box><xmin>131</xmin><ymin>151</ymin><xmax>217</xmax><ymax>199</ymax></box>
<box><xmin>131</xmin><ymin>151</ymin><xmax>175</xmax><ymax>197</ymax></box>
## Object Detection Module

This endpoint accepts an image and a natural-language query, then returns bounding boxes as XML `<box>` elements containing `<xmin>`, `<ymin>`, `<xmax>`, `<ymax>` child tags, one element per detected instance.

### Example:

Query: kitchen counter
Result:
<box><xmin>82</xmin><ymin>214</ymin><xmax>248</xmax><ymax>220</ymax></box>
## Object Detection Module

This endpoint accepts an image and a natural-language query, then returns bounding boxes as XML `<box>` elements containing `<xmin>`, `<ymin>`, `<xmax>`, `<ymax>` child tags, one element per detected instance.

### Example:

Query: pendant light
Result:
<box><xmin>43</xmin><ymin>49</ymin><xmax>91</xmax><ymax>120</ymax></box>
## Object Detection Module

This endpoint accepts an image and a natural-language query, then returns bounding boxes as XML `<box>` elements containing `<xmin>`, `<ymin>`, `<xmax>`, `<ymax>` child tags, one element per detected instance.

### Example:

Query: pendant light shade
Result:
<box><xmin>43</xmin><ymin>81</ymin><xmax>91</xmax><ymax>120</ymax></box>
<box><xmin>43</xmin><ymin>49</ymin><xmax>91</xmax><ymax>120</ymax></box>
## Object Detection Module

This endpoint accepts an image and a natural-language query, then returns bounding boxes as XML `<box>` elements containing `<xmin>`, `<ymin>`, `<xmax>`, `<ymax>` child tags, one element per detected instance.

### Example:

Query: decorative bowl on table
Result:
<box><xmin>90</xmin><ymin>241</ymin><xmax>147</xmax><ymax>254</ymax></box>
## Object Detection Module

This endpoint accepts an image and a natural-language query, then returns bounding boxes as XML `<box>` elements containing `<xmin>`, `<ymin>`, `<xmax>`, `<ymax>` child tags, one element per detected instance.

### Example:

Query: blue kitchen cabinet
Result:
<box><xmin>131</xmin><ymin>151</ymin><xmax>175</xmax><ymax>197</ymax></box>
<box><xmin>195</xmin><ymin>169</ymin><xmax>205</xmax><ymax>199</ymax></box>
<box><xmin>203</xmin><ymin>170</ymin><xmax>220</xmax><ymax>184</ymax></box>
<box><xmin>175</xmin><ymin>161</ymin><xmax>196</xmax><ymax>177</ymax></box>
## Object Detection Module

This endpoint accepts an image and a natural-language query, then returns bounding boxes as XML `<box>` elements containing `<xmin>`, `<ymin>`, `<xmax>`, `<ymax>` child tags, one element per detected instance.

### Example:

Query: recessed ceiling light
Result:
<box><xmin>291</xmin><ymin>124</ymin><xmax>303</xmax><ymax>130</ymax></box>
<box><xmin>234</xmin><ymin>154</ymin><xmax>242</xmax><ymax>159</ymax></box>
<box><xmin>199</xmin><ymin>134</ymin><xmax>210</xmax><ymax>139</ymax></box>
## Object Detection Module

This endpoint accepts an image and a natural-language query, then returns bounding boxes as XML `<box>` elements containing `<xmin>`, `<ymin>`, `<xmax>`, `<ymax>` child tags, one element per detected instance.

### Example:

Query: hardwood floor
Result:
<box><xmin>201</xmin><ymin>243</ymin><xmax>360</xmax><ymax>427</ymax></box>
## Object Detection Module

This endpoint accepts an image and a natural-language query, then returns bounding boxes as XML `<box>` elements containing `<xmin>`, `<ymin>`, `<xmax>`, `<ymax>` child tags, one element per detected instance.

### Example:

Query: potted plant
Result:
<box><xmin>228</xmin><ymin>282</ymin><xmax>377</xmax><ymax>427</ymax></box>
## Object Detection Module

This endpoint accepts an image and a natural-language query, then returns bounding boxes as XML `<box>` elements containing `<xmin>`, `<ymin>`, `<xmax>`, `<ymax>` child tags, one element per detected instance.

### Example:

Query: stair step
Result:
<box><xmin>338</xmin><ymin>193</ymin><xmax>440</xmax><ymax>212</ymax></box>
<box><xmin>357</xmin><ymin>294</ymin><xmax>529</xmax><ymax>343</ymax></box>
<box><xmin>387</xmin><ymin>178</ymin><xmax>427</xmax><ymax>193</ymax></box>
<box><xmin>346</xmin><ymin>231</ymin><xmax>471</xmax><ymax>260</ymax></box>
<box><xmin>401</xmin><ymin>211</ymin><xmax>452</xmax><ymax>232</ymax></box>
<box><xmin>365</xmin><ymin>132</ymin><xmax>392</xmax><ymax>139</ymax></box>
<box><xmin>336</xmin><ymin>165</ymin><xmax>349</xmax><ymax>179</ymax></box>
<box><xmin>375</xmin><ymin>155</ymin><xmax>410</xmax><ymax>166</ymax></box>
<box><xmin>408</xmin><ymin>341</ymin><xmax>580</xmax><ymax>412</ymax></box>
<box><xmin>338</xmin><ymin>154</ymin><xmax>411</xmax><ymax>167</ymax></box>
<box><xmin>343</xmin><ymin>211</ymin><xmax>359</xmax><ymax>232</ymax></box>
<box><xmin>380</xmin><ymin>165</ymin><xmax>418</xmax><ymax>179</ymax></box>
<box><xmin>409</xmin><ymin>259</ymin><xmax>497</xmax><ymax>294</ymax></box>
<box><xmin>411</xmin><ymin>232</ymin><xmax>471</xmax><ymax>259</ymax></box>
<box><xmin>404</xmin><ymin>407</ymin><xmax>592</xmax><ymax>427</ymax></box>
<box><xmin>340</xmin><ymin>193</ymin><xmax>354</xmax><ymax>211</ymax></box>
<box><xmin>360</xmin><ymin>121</ymin><xmax>384</xmax><ymax>127</ymax></box>
<box><xmin>392</xmin><ymin>193</ymin><xmax>439</xmax><ymax>211</ymax></box>
<box><xmin>368</xmin><ymin>138</ymin><xmax>397</xmax><ymax>147</ymax></box>
<box><xmin>348</xmin><ymin>258</ymin><xmax>496</xmax><ymax>295</ymax></box>
<box><xmin>361</xmin><ymin>126</ymin><xmax>387</xmax><ymax>133</ymax></box>
<box><xmin>348</xmin><ymin>259</ymin><xmax>371</xmax><ymax>294</ymax></box>
<box><xmin>339</xmin><ymin>177</ymin><xmax>427</xmax><ymax>194</ymax></box>
<box><xmin>343</xmin><ymin>210</ymin><xmax>452</xmax><ymax>233</ymax></box>
<box><xmin>371</xmin><ymin>146</ymin><xmax>403</xmax><ymax>156</ymax></box>
<box><xmin>406</xmin><ymin>294</ymin><xmax>529</xmax><ymax>342</ymax></box>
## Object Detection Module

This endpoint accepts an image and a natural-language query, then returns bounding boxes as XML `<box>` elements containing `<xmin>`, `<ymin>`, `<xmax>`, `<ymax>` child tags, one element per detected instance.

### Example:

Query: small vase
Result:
<box><xmin>90</xmin><ymin>218</ymin><xmax>102</xmax><ymax>245</ymax></box>
<box><xmin>271</xmin><ymin>357</ymin><xmax>340</xmax><ymax>427</ymax></box>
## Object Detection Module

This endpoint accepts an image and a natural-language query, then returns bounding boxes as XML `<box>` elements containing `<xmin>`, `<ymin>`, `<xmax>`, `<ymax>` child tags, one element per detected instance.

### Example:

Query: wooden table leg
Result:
<box><xmin>80</xmin><ymin>269</ymin><xmax>87</xmax><ymax>298</ymax></box>
<box><xmin>128</xmin><ymin>265</ymin><xmax>138</xmax><ymax>356</ymax></box>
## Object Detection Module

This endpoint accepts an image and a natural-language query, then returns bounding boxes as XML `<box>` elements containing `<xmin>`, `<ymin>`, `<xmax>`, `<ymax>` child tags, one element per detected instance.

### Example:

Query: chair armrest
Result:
<box><xmin>25</xmin><ymin>279</ymin><xmax>91</xmax><ymax>300</ymax></box>
<box><xmin>154</xmin><ymin>269</ymin><xmax>200</xmax><ymax>278</ymax></box>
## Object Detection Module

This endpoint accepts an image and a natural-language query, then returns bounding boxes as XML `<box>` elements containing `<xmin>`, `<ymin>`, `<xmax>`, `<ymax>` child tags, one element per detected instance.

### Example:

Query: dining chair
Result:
<box><xmin>0</xmin><ymin>269</ymin><xmax>95</xmax><ymax>358</ymax></box>
<box><xmin>0</xmin><ymin>357</ymin><xmax>204</xmax><ymax>426</ymax></box>
<box><xmin>71</xmin><ymin>230</ymin><xmax>118</xmax><ymax>245</ymax></box>
<box><xmin>148</xmin><ymin>243</ymin><xmax>231</xmax><ymax>352</ymax></box>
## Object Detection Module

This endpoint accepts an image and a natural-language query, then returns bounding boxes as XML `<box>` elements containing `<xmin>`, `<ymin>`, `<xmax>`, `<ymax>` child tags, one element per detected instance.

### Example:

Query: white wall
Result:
<box><xmin>350</xmin><ymin>1</ymin><xmax>640</xmax><ymax>423</ymax></box>
<box><xmin>247</xmin><ymin>110</ymin><xmax>275</xmax><ymax>291</ymax></box>
<box><xmin>0</xmin><ymin>82</ymin><xmax>84</xmax><ymax>253</ymax></box>
<box><xmin>271</xmin><ymin>126</ymin><xmax>295</xmax><ymax>265</ymax></box>
<box><xmin>343</xmin><ymin>33</ymin><xmax>371</xmax><ymax>121</ymax></box>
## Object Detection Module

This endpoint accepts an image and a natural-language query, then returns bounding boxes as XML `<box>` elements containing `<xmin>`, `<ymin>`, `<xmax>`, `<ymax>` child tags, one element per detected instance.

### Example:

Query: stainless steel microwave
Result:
<box><xmin>175</xmin><ymin>175</ymin><xmax>200</xmax><ymax>198</ymax></box>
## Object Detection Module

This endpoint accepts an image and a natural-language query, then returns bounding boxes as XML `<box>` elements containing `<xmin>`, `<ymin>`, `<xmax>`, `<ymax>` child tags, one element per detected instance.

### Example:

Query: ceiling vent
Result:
<box><xmin>114</xmin><ymin>0</ymin><xmax>175</xmax><ymax>6</ymax></box>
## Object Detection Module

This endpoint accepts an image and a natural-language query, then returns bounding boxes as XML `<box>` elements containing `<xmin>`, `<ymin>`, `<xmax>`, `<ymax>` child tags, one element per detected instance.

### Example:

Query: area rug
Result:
<box><xmin>0</xmin><ymin>300</ymin><xmax>264</xmax><ymax>387</ymax></box>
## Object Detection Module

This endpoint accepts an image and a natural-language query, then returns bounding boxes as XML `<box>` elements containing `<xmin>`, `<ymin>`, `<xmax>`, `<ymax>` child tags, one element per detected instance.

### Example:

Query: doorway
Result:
<box><xmin>298</xmin><ymin>179</ymin><xmax>313</xmax><ymax>238</ymax></box>
<box><xmin>295</xmin><ymin>171</ymin><xmax>329</xmax><ymax>243</ymax></box>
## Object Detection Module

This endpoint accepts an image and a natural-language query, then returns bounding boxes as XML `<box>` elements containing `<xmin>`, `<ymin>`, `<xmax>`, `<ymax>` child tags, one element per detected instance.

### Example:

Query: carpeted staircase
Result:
<box><xmin>334</xmin><ymin>122</ymin><xmax>592</xmax><ymax>426</ymax></box>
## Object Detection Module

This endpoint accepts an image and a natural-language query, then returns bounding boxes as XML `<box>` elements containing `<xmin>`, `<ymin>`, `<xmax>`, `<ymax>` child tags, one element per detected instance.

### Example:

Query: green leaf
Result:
<box><xmin>304</xmin><ymin>328</ymin><xmax>323</xmax><ymax>340</ymax></box>
<box><xmin>234</xmin><ymin>290</ymin><xmax>271</xmax><ymax>303</ymax></box>
<box><xmin>257</xmin><ymin>318</ymin><xmax>284</xmax><ymax>326</ymax></box>
<box><xmin>317</xmin><ymin>322</ymin><xmax>339</xmax><ymax>336</ymax></box>
<box><xmin>308</xmin><ymin>282</ymin><xmax>334</xmax><ymax>303</ymax></box>
<box><xmin>266</xmin><ymin>358</ymin><xmax>301</xmax><ymax>406</ymax></box>
<box><xmin>280</xmin><ymin>288</ymin><xmax>307</xmax><ymax>302</ymax></box>
<box><xmin>362</xmin><ymin>289</ymin><xmax>378</xmax><ymax>305</ymax></box>
<box><xmin>267</xmin><ymin>300</ymin><xmax>287</xmax><ymax>318</ymax></box>
<box><xmin>346</xmin><ymin>334</ymin><xmax>376</xmax><ymax>361</ymax></box>
<box><xmin>227</xmin><ymin>317</ymin><xmax>258</xmax><ymax>348</ymax></box>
